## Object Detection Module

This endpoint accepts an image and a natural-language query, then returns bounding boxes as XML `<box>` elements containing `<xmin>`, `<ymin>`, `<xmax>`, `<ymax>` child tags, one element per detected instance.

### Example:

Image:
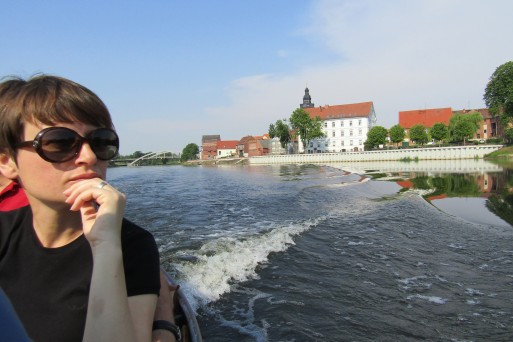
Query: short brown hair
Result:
<box><xmin>0</xmin><ymin>75</ymin><xmax>114</xmax><ymax>157</ymax></box>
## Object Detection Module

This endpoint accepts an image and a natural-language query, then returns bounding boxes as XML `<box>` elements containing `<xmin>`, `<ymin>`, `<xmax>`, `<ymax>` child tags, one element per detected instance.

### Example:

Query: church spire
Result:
<box><xmin>300</xmin><ymin>86</ymin><xmax>314</xmax><ymax>108</ymax></box>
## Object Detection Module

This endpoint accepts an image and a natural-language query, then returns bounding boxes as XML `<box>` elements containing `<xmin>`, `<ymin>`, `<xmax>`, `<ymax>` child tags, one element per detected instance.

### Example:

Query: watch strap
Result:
<box><xmin>152</xmin><ymin>320</ymin><xmax>181</xmax><ymax>341</ymax></box>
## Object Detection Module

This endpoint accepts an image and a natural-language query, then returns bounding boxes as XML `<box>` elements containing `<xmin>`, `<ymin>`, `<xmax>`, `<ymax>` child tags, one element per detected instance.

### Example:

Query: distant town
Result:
<box><xmin>200</xmin><ymin>87</ymin><xmax>505</xmax><ymax>161</ymax></box>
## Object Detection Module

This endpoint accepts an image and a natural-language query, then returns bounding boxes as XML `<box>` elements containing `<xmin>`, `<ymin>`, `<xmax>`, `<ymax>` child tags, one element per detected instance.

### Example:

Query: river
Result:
<box><xmin>107</xmin><ymin>159</ymin><xmax>513</xmax><ymax>341</ymax></box>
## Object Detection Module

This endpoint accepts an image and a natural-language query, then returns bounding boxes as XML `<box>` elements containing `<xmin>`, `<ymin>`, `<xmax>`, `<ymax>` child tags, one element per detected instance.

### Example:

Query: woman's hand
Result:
<box><xmin>63</xmin><ymin>178</ymin><xmax>126</xmax><ymax>247</ymax></box>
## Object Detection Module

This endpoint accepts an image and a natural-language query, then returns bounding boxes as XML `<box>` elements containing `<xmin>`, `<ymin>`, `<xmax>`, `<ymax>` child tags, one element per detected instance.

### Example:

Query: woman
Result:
<box><xmin>0</xmin><ymin>75</ymin><xmax>161</xmax><ymax>342</ymax></box>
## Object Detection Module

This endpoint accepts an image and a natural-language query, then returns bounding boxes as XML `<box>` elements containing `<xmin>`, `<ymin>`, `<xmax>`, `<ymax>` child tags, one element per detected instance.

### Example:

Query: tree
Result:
<box><xmin>452</xmin><ymin>120</ymin><xmax>475</xmax><ymax>144</ymax></box>
<box><xmin>409</xmin><ymin>124</ymin><xmax>428</xmax><ymax>145</ymax></box>
<box><xmin>365</xmin><ymin>126</ymin><xmax>388</xmax><ymax>149</ymax></box>
<box><xmin>132</xmin><ymin>151</ymin><xmax>145</xmax><ymax>159</ymax></box>
<box><xmin>268</xmin><ymin>123</ymin><xmax>276</xmax><ymax>138</ymax></box>
<box><xmin>449</xmin><ymin>112</ymin><xmax>482</xmax><ymax>143</ymax></box>
<box><xmin>484</xmin><ymin>61</ymin><xmax>513</xmax><ymax>120</ymax></box>
<box><xmin>289</xmin><ymin>108</ymin><xmax>325</xmax><ymax>150</ymax></box>
<box><xmin>180</xmin><ymin>143</ymin><xmax>199</xmax><ymax>162</ymax></box>
<box><xmin>269</xmin><ymin>119</ymin><xmax>291</xmax><ymax>148</ymax></box>
<box><xmin>389</xmin><ymin>124</ymin><xmax>405</xmax><ymax>147</ymax></box>
<box><xmin>430</xmin><ymin>123</ymin><xmax>448</xmax><ymax>144</ymax></box>
<box><xmin>504</xmin><ymin>127</ymin><xmax>513</xmax><ymax>144</ymax></box>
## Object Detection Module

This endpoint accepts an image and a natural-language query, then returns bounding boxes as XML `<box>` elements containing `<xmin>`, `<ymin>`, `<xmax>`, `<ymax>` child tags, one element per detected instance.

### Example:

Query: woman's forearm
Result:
<box><xmin>83</xmin><ymin>243</ymin><xmax>137</xmax><ymax>342</ymax></box>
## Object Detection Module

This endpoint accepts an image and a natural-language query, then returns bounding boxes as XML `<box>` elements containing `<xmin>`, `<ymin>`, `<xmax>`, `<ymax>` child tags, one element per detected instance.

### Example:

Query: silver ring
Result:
<box><xmin>97</xmin><ymin>181</ymin><xmax>108</xmax><ymax>189</ymax></box>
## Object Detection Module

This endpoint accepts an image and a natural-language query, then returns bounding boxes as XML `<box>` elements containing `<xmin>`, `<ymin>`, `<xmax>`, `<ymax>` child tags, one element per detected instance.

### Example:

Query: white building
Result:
<box><xmin>216</xmin><ymin>140</ymin><xmax>238</xmax><ymax>158</ymax></box>
<box><xmin>298</xmin><ymin>89</ymin><xmax>377</xmax><ymax>153</ymax></box>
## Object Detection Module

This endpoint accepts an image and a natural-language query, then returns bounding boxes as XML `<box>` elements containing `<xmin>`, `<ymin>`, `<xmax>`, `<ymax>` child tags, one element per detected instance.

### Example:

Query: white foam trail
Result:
<box><xmin>175</xmin><ymin>217</ymin><xmax>323</xmax><ymax>311</ymax></box>
<box><xmin>406</xmin><ymin>294</ymin><xmax>447</xmax><ymax>304</ymax></box>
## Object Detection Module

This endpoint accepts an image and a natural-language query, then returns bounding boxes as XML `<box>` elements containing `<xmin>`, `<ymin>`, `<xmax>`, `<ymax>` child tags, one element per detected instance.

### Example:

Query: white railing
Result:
<box><xmin>249</xmin><ymin>145</ymin><xmax>503</xmax><ymax>165</ymax></box>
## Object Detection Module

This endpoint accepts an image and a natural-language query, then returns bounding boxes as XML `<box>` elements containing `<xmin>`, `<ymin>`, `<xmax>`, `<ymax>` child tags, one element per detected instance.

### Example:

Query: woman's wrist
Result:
<box><xmin>152</xmin><ymin>320</ymin><xmax>180</xmax><ymax>341</ymax></box>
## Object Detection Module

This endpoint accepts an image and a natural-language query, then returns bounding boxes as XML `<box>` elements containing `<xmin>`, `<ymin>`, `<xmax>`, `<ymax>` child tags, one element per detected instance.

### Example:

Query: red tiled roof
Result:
<box><xmin>399</xmin><ymin>108</ymin><xmax>452</xmax><ymax>129</ymax></box>
<box><xmin>238</xmin><ymin>136</ymin><xmax>255</xmax><ymax>144</ymax></box>
<box><xmin>216</xmin><ymin>140</ymin><xmax>238</xmax><ymax>149</ymax></box>
<box><xmin>304</xmin><ymin>102</ymin><xmax>374</xmax><ymax>120</ymax></box>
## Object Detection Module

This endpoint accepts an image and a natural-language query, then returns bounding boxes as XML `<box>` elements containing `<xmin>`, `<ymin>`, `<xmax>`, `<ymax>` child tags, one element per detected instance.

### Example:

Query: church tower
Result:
<box><xmin>300</xmin><ymin>87</ymin><xmax>314</xmax><ymax>108</ymax></box>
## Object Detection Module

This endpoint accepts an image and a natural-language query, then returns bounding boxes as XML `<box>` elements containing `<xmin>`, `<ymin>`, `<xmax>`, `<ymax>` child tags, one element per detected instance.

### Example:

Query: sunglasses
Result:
<box><xmin>15</xmin><ymin>127</ymin><xmax>119</xmax><ymax>163</ymax></box>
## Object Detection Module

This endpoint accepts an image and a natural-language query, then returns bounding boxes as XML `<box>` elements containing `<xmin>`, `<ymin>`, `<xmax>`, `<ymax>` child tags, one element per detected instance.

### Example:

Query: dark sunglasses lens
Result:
<box><xmin>39</xmin><ymin>129</ymin><xmax>80</xmax><ymax>162</ymax></box>
<box><xmin>89</xmin><ymin>129</ymin><xmax>119</xmax><ymax>160</ymax></box>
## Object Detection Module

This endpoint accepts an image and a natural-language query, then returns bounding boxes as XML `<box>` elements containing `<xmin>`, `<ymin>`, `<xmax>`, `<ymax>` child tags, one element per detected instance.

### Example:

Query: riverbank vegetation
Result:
<box><xmin>485</xmin><ymin>145</ymin><xmax>513</xmax><ymax>159</ymax></box>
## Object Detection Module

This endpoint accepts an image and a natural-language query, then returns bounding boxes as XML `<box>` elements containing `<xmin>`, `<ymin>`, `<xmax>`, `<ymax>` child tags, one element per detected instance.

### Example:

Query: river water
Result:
<box><xmin>107</xmin><ymin>160</ymin><xmax>513</xmax><ymax>342</ymax></box>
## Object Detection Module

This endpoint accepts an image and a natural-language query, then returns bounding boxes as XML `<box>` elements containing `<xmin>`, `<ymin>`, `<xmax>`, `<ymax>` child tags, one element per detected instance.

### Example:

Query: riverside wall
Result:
<box><xmin>249</xmin><ymin>145</ymin><xmax>503</xmax><ymax>165</ymax></box>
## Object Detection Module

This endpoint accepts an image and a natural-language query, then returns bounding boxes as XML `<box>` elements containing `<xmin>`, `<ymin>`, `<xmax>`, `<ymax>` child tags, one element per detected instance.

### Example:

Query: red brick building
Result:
<box><xmin>399</xmin><ymin>108</ymin><xmax>453</xmax><ymax>133</ymax></box>
<box><xmin>237</xmin><ymin>136</ymin><xmax>269</xmax><ymax>157</ymax></box>
<box><xmin>201</xmin><ymin>135</ymin><xmax>220</xmax><ymax>160</ymax></box>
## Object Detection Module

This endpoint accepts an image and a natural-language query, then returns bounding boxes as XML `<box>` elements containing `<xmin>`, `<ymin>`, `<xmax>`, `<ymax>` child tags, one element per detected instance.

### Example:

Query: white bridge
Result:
<box><xmin>128</xmin><ymin>151</ymin><xmax>176</xmax><ymax>166</ymax></box>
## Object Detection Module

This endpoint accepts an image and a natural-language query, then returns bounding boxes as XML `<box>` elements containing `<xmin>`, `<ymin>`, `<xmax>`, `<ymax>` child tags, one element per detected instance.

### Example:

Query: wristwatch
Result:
<box><xmin>152</xmin><ymin>320</ymin><xmax>181</xmax><ymax>341</ymax></box>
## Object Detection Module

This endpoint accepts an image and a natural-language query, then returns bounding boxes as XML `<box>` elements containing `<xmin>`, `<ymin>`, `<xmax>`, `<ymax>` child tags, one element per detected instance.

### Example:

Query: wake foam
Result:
<box><xmin>174</xmin><ymin>217</ymin><xmax>323</xmax><ymax>311</ymax></box>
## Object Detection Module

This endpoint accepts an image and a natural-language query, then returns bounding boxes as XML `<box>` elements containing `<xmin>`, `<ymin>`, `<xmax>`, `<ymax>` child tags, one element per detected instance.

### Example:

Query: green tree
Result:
<box><xmin>430</xmin><ymin>122</ymin><xmax>448</xmax><ymax>144</ymax></box>
<box><xmin>409</xmin><ymin>124</ymin><xmax>428</xmax><ymax>145</ymax></box>
<box><xmin>269</xmin><ymin>119</ymin><xmax>291</xmax><ymax>148</ymax></box>
<box><xmin>180</xmin><ymin>143</ymin><xmax>199</xmax><ymax>162</ymax></box>
<box><xmin>289</xmin><ymin>108</ymin><xmax>325</xmax><ymax>150</ymax></box>
<box><xmin>484</xmin><ymin>61</ymin><xmax>513</xmax><ymax>120</ymax></box>
<box><xmin>365</xmin><ymin>126</ymin><xmax>388</xmax><ymax>149</ymax></box>
<box><xmin>449</xmin><ymin>112</ymin><xmax>482</xmax><ymax>143</ymax></box>
<box><xmin>389</xmin><ymin>124</ymin><xmax>405</xmax><ymax>146</ymax></box>
<box><xmin>504</xmin><ymin>127</ymin><xmax>513</xmax><ymax>144</ymax></box>
<box><xmin>268</xmin><ymin>123</ymin><xmax>276</xmax><ymax>138</ymax></box>
<box><xmin>132</xmin><ymin>151</ymin><xmax>145</xmax><ymax>159</ymax></box>
<box><xmin>452</xmin><ymin>120</ymin><xmax>475</xmax><ymax>144</ymax></box>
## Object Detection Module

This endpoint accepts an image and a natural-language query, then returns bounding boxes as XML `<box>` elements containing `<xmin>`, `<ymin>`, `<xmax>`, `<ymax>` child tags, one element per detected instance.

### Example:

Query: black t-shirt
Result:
<box><xmin>0</xmin><ymin>206</ymin><xmax>160</xmax><ymax>342</ymax></box>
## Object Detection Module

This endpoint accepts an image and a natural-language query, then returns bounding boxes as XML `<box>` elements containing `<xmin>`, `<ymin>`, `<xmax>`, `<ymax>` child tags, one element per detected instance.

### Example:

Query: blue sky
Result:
<box><xmin>2</xmin><ymin>0</ymin><xmax>512</xmax><ymax>154</ymax></box>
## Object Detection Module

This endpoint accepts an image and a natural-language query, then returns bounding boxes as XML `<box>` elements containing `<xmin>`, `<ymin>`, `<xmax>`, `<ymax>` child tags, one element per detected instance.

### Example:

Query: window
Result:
<box><xmin>341</xmin><ymin>140</ymin><xmax>344</xmax><ymax>146</ymax></box>
<box><xmin>332</xmin><ymin>140</ymin><xmax>336</xmax><ymax>146</ymax></box>
<box><xmin>350</xmin><ymin>140</ymin><xmax>353</xmax><ymax>146</ymax></box>
<box><xmin>341</xmin><ymin>130</ymin><xmax>344</xmax><ymax>136</ymax></box>
<box><xmin>350</xmin><ymin>130</ymin><xmax>353</xmax><ymax>136</ymax></box>
<box><xmin>332</xmin><ymin>131</ymin><xmax>335</xmax><ymax>137</ymax></box>
<box><xmin>341</xmin><ymin>121</ymin><xmax>344</xmax><ymax>127</ymax></box>
<box><xmin>359</xmin><ymin>128</ymin><xmax>362</xmax><ymax>135</ymax></box>
<box><xmin>358</xmin><ymin>119</ymin><xmax>362</xmax><ymax>126</ymax></box>
<box><xmin>350</xmin><ymin>120</ymin><xmax>353</xmax><ymax>126</ymax></box>
<box><xmin>332</xmin><ymin>122</ymin><xmax>335</xmax><ymax>128</ymax></box>
<box><xmin>309</xmin><ymin>142</ymin><xmax>313</xmax><ymax>147</ymax></box>
<box><xmin>359</xmin><ymin>140</ymin><xmax>362</xmax><ymax>145</ymax></box>
<box><xmin>324</xmin><ymin>122</ymin><xmax>327</xmax><ymax>128</ymax></box>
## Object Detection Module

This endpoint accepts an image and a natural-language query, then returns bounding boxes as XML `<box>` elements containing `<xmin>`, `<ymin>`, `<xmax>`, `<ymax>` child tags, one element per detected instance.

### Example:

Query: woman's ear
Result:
<box><xmin>0</xmin><ymin>151</ymin><xmax>19</xmax><ymax>180</ymax></box>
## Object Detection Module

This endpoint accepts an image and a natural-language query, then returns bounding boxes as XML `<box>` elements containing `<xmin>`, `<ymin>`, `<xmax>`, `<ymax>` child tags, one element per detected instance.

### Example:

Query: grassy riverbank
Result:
<box><xmin>485</xmin><ymin>145</ymin><xmax>513</xmax><ymax>159</ymax></box>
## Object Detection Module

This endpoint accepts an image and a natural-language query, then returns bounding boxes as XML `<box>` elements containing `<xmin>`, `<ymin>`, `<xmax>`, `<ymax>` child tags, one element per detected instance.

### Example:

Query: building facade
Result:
<box><xmin>216</xmin><ymin>140</ymin><xmax>238</xmax><ymax>158</ymax></box>
<box><xmin>399</xmin><ymin>107</ymin><xmax>505</xmax><ymax>143</ymax></box>
<box><xmin>399</xmin><ymin>108</ymin><xmax>453</xmax><ymax>141</ymax></box>
<box><xmin>201</xmin><ymin>135</ymin><xmax>221</xmax><ymax>160</ymax></box>
<box><xmin>237</xmin><ymin>136</ymin><xmax>269</xmax><ymax>157</ymax></box>
<box><xmin>301</xmin><ymin>91</ymin><xmax>377</xmax><ymax>152</ymax></box>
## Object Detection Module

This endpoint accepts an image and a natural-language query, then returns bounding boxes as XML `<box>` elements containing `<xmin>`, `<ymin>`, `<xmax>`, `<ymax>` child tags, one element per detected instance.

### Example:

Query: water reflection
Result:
<box><xmin>345</xmin><ymin>159</ymin><xmax>513</xmax><ymax>228</ymax></box>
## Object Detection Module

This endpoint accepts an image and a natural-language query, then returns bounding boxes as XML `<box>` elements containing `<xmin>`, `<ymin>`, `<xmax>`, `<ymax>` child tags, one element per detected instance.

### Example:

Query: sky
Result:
<box><xmin>2</xmin><ymin>0</ymin><xmax>513</xmax><ymax>155</ymax></box>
